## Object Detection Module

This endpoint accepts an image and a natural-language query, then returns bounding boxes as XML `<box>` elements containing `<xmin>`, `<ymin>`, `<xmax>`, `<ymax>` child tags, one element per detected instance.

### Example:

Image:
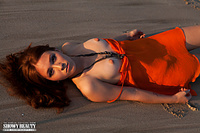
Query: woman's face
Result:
<box><xmin>35</xmin><ymin>51</ymin><xmax>76</xmax><ymax>81</ymax></box>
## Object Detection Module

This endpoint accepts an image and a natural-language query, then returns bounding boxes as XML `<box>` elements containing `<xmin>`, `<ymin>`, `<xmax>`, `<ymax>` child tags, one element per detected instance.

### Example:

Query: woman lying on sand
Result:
<box><xmin>1</xmin><ymin>25</ymin><xmax>200</xmax><ymax>113</ymax></box>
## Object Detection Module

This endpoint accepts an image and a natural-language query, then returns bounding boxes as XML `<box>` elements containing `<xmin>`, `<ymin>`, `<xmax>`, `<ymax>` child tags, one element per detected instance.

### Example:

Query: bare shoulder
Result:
<box><xmin>83</xmin><ymin>38</ymin><xmax>112</xmax><ymax>52</ymax></box>
<box><xmin>61</xmin><ymin>38</ymin><xmax>112</xmax><ymax>55</ymax></box>
<box><xmin>72</xmin><ymin>74</ymin><xmax>123</xmax><ymax>102</ymax></box>
<box><xmin>61</xmin><ymin>42</ymin><xmax>81</xmax><ymax>54</ymax></box>
<box><xmin>72</xmin><ymin>75</ymin><xmax>98</xmax><ymax>100</ymax></box>
<box><xmin>72</xmin><ymin>75</ymin><xmax>95</xmax><ymax>91</ymax></box>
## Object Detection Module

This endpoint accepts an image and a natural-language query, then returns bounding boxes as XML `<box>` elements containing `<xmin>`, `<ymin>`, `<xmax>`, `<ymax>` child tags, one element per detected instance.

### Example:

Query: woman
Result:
<box><xmin>1</xmin><ymin>25</ymin><xmax>200</xmax><ymax>113</ymax></box>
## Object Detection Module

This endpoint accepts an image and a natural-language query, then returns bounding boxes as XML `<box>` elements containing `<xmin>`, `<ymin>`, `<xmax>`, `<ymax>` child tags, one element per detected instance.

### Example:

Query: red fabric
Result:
<box><xmin>104</xmin><ymin>27</ymin><xmax>200</xmax><ymax>101</ymax></box>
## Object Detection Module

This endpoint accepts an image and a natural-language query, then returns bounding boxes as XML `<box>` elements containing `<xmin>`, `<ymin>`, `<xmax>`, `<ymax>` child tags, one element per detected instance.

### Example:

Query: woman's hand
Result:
<box><xmin>173</xmin><ymin>88</ymin><xmax>192</xmax><ymax>104</ymax></box>
<box><xmin>126</xmin><ymin>29</ymin><xmax>146</xmax><ymax>40</ymax></box>
<box><xmin>113</xmin><ymin>29</ymin><xmax>145</xmax><ymax>41</ymax></box>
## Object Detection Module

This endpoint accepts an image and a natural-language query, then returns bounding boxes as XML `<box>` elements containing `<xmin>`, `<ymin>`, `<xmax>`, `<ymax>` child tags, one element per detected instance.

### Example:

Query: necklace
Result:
<box><xmin>70</xmin><ymin>51</ymin><xmax>125</xmax><ymax>78</ymax></box>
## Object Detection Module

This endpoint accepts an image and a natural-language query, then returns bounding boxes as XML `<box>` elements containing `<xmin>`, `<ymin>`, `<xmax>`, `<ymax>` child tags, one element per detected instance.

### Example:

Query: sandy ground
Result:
<box><xmin>1</xmin><ymin>0</ymin><xmax>200</xmax><ymax>132</ymax></box>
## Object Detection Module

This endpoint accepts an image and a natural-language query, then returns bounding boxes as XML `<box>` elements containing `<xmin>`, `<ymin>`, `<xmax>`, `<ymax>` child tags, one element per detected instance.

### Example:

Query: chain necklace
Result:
<box><xmin>70</xmin><ymin>51</ymin><xmax>125</xmax><ymax>78</ymax></box>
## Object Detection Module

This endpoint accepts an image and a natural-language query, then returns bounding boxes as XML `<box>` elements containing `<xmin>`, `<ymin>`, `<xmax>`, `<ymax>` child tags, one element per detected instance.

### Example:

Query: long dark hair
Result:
<box><xmin>0</xmin><ymin>44</ymin><xmax>70</xmax><ymax>113</ymax></box>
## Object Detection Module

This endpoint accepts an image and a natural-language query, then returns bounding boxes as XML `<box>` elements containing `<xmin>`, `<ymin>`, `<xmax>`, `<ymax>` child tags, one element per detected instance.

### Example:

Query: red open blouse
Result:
<box><xmin>104</xmin><ymin>27</ymin><xmax>200</xmax><ymax>102</ymax></box>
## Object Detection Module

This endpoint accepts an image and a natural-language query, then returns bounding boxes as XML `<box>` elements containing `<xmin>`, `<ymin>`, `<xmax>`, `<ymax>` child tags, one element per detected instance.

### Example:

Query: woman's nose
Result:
<box><xmin>52</xmin><ymin>63</ymin><xmax>66</xmax><ymax>70</ymax></box>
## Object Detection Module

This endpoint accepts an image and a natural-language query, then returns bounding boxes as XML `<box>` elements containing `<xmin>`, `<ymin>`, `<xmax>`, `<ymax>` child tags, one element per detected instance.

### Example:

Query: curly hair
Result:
<box><xmin>0</xmin><ymin>44</ymin><xmax>70</xmax><ymax>113</ymax></box>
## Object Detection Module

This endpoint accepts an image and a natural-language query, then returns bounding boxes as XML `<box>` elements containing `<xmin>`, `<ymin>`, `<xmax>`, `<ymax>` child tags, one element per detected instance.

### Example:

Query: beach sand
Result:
<box><xmin>0</xmin><ymin>0</ymin><xmax>200</xmax><ymax>132</ymax></box>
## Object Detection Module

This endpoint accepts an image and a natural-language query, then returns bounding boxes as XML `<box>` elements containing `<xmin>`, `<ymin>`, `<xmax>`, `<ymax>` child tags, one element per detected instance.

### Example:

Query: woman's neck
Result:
<box><xmin>69</xmin><ymin>56</ymin><xmax>91</xmax><ymax>79</ymax></box>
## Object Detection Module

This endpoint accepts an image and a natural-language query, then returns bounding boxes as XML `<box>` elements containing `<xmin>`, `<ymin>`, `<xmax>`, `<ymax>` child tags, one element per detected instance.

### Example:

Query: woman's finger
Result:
<box><xmin>180</xmin><ymin>87</ymin><xmax>188</xmax><ymax>91</ymax></box>
<box><xmin>140</xmin><ymin>34</ymin><xmax>146</xmax><ymax>38</ymax></box>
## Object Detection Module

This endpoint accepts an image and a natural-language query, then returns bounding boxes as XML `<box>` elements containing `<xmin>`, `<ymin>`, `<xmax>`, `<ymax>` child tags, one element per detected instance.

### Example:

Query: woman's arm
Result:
<box><xmin>113</xmin><ymin>29</ymin><xmax>145</xmax><ymax>41</ymax></box>
<box><xmin>182</xmin><ymin>25</ymin><xmax>200</xmax><ymax>51</ymax></box>
<box><xmin>75</xmin><ymin>76</ymin><xmax>191</xmax><ymax>104</ymax></box>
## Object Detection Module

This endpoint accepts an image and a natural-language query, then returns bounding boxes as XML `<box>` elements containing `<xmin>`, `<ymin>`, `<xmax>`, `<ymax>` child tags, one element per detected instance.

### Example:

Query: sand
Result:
<box><xmin>1</xmin><ymin>0</ymin><xmax>200</xmax><ymax>132</ymax></box>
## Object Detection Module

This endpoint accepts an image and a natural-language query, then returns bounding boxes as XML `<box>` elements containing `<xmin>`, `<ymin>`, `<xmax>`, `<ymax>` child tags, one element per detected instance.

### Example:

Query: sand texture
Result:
<box><xmin>1</xmin><ymin>0</ymin><xmax>200</xmax><ymax>132</ymax></box>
